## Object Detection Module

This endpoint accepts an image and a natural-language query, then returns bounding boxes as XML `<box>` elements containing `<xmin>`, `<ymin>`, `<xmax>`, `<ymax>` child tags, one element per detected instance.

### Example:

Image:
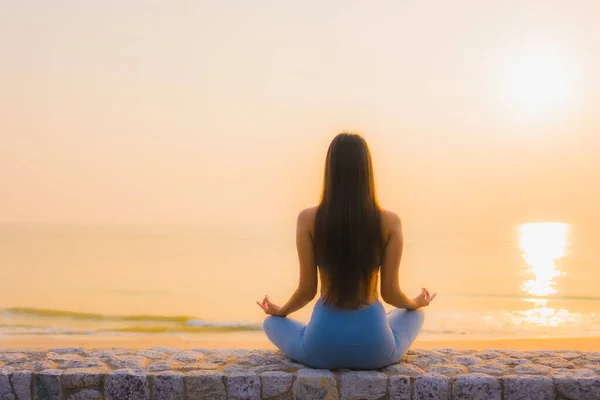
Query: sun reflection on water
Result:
<box><xmin>517</xmin><ymin>222</ymin><xmax>571</xmax><ymax>329</ymax></box>
<box><xmin>519</xmin><ymin>222</ymin><xmax>569</xmax><ymax>296</ymax></box>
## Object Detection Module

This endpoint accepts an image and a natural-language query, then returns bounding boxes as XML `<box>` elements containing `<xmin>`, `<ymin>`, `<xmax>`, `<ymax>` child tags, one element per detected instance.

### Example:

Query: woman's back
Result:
<box><xmin>301</xmin><ymin>206</ymin><xmax>398</xmax><ymax>310</ymax></box>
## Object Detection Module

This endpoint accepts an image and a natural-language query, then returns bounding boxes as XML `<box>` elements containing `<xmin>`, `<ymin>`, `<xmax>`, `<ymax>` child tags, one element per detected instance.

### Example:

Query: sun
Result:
<box><xmin>494</xmin><ymin>43</ymin><xmax>578</xmax><ymax>119</ymax></box>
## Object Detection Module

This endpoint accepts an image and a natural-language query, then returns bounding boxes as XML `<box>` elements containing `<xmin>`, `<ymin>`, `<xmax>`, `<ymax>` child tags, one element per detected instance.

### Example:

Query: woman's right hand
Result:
<box><xmin>412</xmin><ymin>288</ymin><xmax>436</xmax><ymax>308</ymax></box>
<box><xmin>256</xmin><ymin>295</ymin><xmax>286</xmax><ymax>317</ymax></box>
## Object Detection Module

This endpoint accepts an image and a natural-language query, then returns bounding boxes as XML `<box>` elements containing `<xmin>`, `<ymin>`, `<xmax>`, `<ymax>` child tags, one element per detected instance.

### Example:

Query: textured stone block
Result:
<box><xmin>530</xmin><ymin>351</ymin><xmax>561</xmax><ymax>358</ymax></box>
<box><xmin>570</xmin><ymin>369</ymin><xmax>598</xmax><ymax>378</ymax></box>
<box><xmin>504</xmin><ymin>375</ymin><xmax>555</xmax><ymax>400</ymax></box>
<box><xmin>62</xmin><ymin>367</ymin><xmax>107</xmax><ymax>388</ymax></box>
<box><xmin>476</xmin><ymin>351</ymin><xmax>501</xmax><ymax>360</ymax></box>
<box><xmin>261</xmin><ymin>371</ymin><xmax>293</xmax><ymax>399</ymax></box>
<box><xmin>61</xmin><ymin>360</ymin><xmax>107</xmax><ymax>370</ymax></box>
<box><xmin>227</xmin><ymin>372</ymin><xmax>261</xmax><ymax>400</ymax></box>
<box><xmin>148</xmin><ymin>347</ymin><xmax>177</xmax><ymax>355</ymax></box>
<box><xmin>11</xmin><ymin>371</ymin><xmax>32</xmax><ymax>400</ymax></box>
<box><xmin>152</xmin><ymin>371</ymin><xmax>183</xmax><ymax>400</ymax></box>
<box><xmin>238</xmin><ymin>351</ymin><xmax>287</xmax><ymax>367</ymax></box>
<box><xmin>252</xmin><ymin>364</ymin><xmax>289</xmax><ymax>374</ymax></box>
<box><xmin>0</xmin><ymin>354</ymin><xmax>27</xmax><ymax>363</ymax></box>
<box><xmin>556</xmin><ymin>351</ymin><xmax>582</xmax><ymax>360</ymax></box>
<box><xmin>104</xmin><ymin>369</ymin><xmax>149</xmax><ymax>400</ymax></box>
<box><xmin>454</xmin><ymin>373</ymin><xmax>501</xmax><ymax>400</ymax></box>
<box><xmin>388</xmin><ymin>376</ymin><xmax>410</xmax><ymax>400</ymax></box>
<box><xmin>146</xmin><ymin>360</ymin><xmax>183</xmax><ymax>372</ymax></box>
<box><xmin>136</xmin><ymin>349</ymin><xmax>164</xmax><ymax>360</ymax></box>
<box><xmin>470</xmin><ymin>363</ymin><xmax>507</xmax><ymax>375</ymax></box>
<box><xmin>47</xmin><ymin>353</ymin><xmax>84</xmax><ymax>362</ymax></box>
<box><xmin>532</xmin><ymin>357</ymin><xmax>575</xmax><ymax>369</ymax></box>
<box><xmin>34</xmin><ymin>369</ymin><xmax>63</xmax><ymax>400</ymax></box>
<box><xmin>50</xmin><ymin>348</ymin><xmax>83</xmax><ymax>355</ymax></box>
<box><xmin>185</xmin><ymin>370</ymin><xmax>226</xmax><ymax>400</ymax></box>
<box><xmin>10</xmin><ymin>361</ymin><xmax>54</xmax><ymax>373</ymax></box>
<box><xmin>223</xmin><ymin>365</ymin><xmax>253</xmax><ymax>374</ymax></box>
<box><xmin>179</xmin><ymin>362</ymin><xmax>219</xmax><ymax>371</ymax></box>
<box><xmin>453</xmin><ymin>356</ymin><xmax>483</xmax><ymax>365</ymax></box>
<box><xmin>579</xmin><ymin>355</ymin><xmax>600</xmax><ymax>366</ymax></box>
<box><xmin>292</xmin><ymin>369</ymin><xmax>338</xmax><ymax>400</ymax></box>
<box><xmin>553</xmin><ymin>376</ymin><xmax>600</xmax><ymax>400</ymax></box>
<box><xmin>380</xmin><ymin>363</ymin><xmax>424</xmax><ymax>376</ymax></box>
<box><xmin>0</xmin><ymin>368</ymin><xmax>12</xmax><ymax>397</ymax></box>
<box><xmin>494</xmin><ymin>357</ymin><xmax>529</xmax><ymax>365</ymax></box>
<box><xmin>585</xmin><ymin>364</ymin><xmax>600</xmax><ymax>374</ymax></box>
<box><xmin>169</xmin><ymin>351</ymin><xmax>204</xmax><ymax>363</ymax></box>
<box><xmin>88</xmin><ymin>350</ymin><xmax>131</xmax><ymax>359</ymax></box>
<box><xmin>414</xmin><ymin>374</ymin><xmax>450</xmax><ymax>400</ymax></box>
<box><xmin>429</xmin><ymin>364</ymin><xmax>467</xmax><ymax>375</ymax></box>
<box><xmin>435</xmin><ymin>348</ymin><xmax>474</xmax><ymax>356</ymax></box>
<box><xmin>66</xmin><ymin>389</ymin><xmax>103</xmax><ymax>400</ymax></box>
<box><xmin>514</xmin><ymin>364</ymin><xmax>552</xmax><ymax>375</ymax></box>
<box><xmin>340</xmin><ymin>371</ymin><xmax>387</xmax><ymax>400</ymax></box>
<box><xmin>406</xmin><ymin>353</ymin><xmax>448</xmax><ymax>367</ymax></box>
<box><xmin>108</xmin><ymin>356</ymin><xmax>149</xmax><ymax>369</ymax></box>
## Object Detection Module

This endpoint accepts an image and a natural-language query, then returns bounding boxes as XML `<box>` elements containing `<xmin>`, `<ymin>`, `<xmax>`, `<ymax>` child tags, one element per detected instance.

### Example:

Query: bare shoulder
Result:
<box><xmin>380</xmin><ymin>208</ymin><xmax>401</xmax><ymax>228</ymax></box>
<box><xmin>380</xmin><ymin>208</ymin><xmax>402</xmax><ymax>242</ymax></box>
<box><xmin>297</xmin><ymin>206</ymin><xmax>318</xmax><ymax>230</ymax></box>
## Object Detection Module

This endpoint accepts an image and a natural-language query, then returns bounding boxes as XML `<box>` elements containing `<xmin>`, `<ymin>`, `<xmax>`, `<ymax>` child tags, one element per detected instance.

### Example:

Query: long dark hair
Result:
<box><xmin>314</xmin><ymin>132</ymin><xmax>383</xmax><ymax>307</ymax></box>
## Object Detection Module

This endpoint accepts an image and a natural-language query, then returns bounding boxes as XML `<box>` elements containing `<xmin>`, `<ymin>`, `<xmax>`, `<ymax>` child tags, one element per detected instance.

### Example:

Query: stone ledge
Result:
<box><xmin>0</xmin><ymin>348</ymin><xmax>599</xmax><ymax>399</ymax></box>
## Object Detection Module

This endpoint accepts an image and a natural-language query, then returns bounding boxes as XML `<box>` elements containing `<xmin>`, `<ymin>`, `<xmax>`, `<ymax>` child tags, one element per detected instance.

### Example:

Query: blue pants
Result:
<box><xmin>263</xmin><ymin>299</ymin><xmax>424</xmax><ymax>369</ymax></box>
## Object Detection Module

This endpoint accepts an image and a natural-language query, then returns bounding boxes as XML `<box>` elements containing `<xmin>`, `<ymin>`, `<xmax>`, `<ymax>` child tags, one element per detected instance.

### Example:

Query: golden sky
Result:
<box><xmin>1</xmin><ymin>1</ymin><xmax>599</xmax><ymax>232</ymax></box>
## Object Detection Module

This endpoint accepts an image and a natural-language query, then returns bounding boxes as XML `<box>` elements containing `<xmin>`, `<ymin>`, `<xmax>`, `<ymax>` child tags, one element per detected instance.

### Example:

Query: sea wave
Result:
<box><xmin>0</xmin><ymin>326</ymin><xmax>90</xmax><ymax>335</ymax></box>
<box><xmin>2</xmin><ymin>307</ymin><xmax>195</xmax><ymax>323</ymax></box>
<box><xmin>101</xmin><ymin>325</ymin><xmax>261</xmax><ymax>334</ymax></box>
<box><xmin>0</xmin><ymin>324</ymin><xmax>261</xmax><ymax>335</ymax></box>
<box><xmin>0</xmin><ymin>307</ymin><xmax>262</xmax><ymax>335</ymax></box>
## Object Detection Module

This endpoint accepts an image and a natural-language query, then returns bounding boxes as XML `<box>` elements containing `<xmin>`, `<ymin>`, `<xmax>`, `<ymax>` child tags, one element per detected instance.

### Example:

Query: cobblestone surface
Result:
<box><xmin>0</xmin><ymin>348</ymin><xmax>598</xmax><ymax>399</ymax></box>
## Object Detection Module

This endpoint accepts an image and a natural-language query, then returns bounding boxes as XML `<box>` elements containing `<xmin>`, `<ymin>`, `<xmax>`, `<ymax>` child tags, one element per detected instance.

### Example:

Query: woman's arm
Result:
<box><xmin>271</xmin><ymin>208</ymin><xmax>318</xmax><ymax>317</ymax></box>
<box><xmin>380</xmin><ymin>212</ymin><xmax>420</xmax><ymax>310</ymax></box>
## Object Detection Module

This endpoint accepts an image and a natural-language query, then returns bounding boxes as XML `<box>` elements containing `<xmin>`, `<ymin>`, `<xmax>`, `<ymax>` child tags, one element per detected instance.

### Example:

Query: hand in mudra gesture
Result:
<box><xmin>413</xmin><ymin>288</ymin><xmax>436</xmax><ymax>308</ymax></box>
<box><xmin>256</xmin><ymin>295</ymin><xmax>285</xmax><ymax>317</ymax></box>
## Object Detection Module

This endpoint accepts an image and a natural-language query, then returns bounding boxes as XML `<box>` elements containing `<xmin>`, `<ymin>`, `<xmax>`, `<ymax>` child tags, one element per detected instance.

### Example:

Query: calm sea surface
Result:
<box><xmin>1</xmin><ymin>222</ymin><xmax>599</xmax><ymax>340</ymax></box>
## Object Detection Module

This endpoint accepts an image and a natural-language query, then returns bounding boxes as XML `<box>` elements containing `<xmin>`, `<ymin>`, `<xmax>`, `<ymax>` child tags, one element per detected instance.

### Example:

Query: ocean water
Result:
<box><xmin>0</xmin><ymin>223</ymin><xmax>599</xmax><ymax>341</ymax></box>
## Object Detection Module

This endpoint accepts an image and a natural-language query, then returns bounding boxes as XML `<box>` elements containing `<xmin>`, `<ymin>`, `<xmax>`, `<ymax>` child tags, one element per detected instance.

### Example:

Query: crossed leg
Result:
<box><xmin>263</xmin><ymin>316</ymin><xmax>309</xmax><ymax>363</ymax></box>
<box><xmin>386</xmin><ymin>308</ymin><xmax>425</xmax><ymax>362</ymax></box>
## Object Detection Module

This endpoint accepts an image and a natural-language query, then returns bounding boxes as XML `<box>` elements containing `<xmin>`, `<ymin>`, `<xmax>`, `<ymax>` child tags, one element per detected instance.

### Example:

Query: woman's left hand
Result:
<box><xmin>412</xmin><ymin>287</ymin><xmax>437</xmax><ymax>308</ymax></box>
<box><xmin>256</xmin><ymin>295</ymin><xmax>285</xmax><ymax>317</ymax></box>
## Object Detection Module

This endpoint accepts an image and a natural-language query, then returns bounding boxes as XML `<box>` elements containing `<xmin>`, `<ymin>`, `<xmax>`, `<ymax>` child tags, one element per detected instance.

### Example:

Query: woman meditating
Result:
<box><xmin>257</xmin><ymin>132</ymin><xmax>436</xmax><ymax>369</ymax></box>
